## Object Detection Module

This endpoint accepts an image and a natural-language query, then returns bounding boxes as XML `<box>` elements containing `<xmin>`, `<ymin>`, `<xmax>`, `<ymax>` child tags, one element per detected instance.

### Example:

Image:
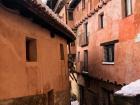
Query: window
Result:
<box><xmin>101</xmin><ymin>40</ymin><xmax>119</xmax><ymax>63</ymax></box>
<box><xmin>26</xmin><ymin>37</ymin><xmax>37</xmax><ymax>62</ymax></box>
<box><xmin>103</xmin><ymin>44</ymin><xmax>114</xmax><ymax>62</ymax></box>
<box><xmin>84</xmin><ymin>22</ymin><xmax>88</xmax><ymax>45</ymax></box>
<box><xmin>67</xmin><ymin>8</ymin><xmax>73</xmax><ymax>20</ymax></box>
<box><xmin>82</xmin><ymin>0</ymin><xmax>85</xmax><ymax>9</ymax></box>
<box><xmin>80</xmin><ymin>22</ymin><xmax>88</xmax><ymax>47</ymax></box>
<box><xmin>124</xmin><ymin>0</ymin><xmax>132</xmax><ymax>17</ymax></box>
<box><xmin>83</xmin><ymin>50</ymin><xmax>88</xmax><ymax>72</ymax></box>
<box><xmin>99</xmin><ymin>13</ymin><xmax>104</xmax><ymax>29</ymax></box>
<box><xmin>60</xmin><ymin>44</ymin><xmax>64</xmax><ymax>60</ymax></box>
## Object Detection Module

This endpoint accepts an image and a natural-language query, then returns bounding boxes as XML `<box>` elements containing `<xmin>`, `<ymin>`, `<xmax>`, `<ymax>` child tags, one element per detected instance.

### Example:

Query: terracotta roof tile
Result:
<box><xmin>30</xmin><ymin>0</ymin><xmax>75</xmax><ymax>36</ymax></box>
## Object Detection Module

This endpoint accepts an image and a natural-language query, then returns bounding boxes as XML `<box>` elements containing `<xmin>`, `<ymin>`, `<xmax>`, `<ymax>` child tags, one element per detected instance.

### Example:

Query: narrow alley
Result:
<box><xmin>0</xmin><ymin>0</ymin><xmax>140</xmax><ymax>105</ymax></box>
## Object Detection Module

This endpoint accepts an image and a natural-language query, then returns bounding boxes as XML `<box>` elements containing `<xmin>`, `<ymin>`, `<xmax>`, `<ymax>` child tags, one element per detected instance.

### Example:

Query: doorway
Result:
<box><xmin>48</xmin><ymin>90</ymin><xmax>54</xmax><ymax>105</ymax></box>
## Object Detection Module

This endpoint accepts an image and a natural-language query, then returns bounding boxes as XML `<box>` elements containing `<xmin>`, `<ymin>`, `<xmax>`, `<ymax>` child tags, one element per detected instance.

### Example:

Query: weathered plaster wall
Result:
<box><xmin>73</xmin><ymin>0</ymin><xmax>99</xmax><ymax>26</ymax></box>
<box><xmin>0</xmin><ymin>7</ymin><xmax>70</xmax><ymax>105</ymax></box>
<box><xmin>75</xmin><ymin>0</ymin><xmax>140</xmax><ymax>85</ymax></box>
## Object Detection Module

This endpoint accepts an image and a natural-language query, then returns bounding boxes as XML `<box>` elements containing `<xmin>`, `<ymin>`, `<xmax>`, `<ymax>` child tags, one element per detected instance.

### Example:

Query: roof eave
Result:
<box><xmin>1</xmin><ymin>0</ymin><xmax>76</xmax><ymax>42</ymax></box>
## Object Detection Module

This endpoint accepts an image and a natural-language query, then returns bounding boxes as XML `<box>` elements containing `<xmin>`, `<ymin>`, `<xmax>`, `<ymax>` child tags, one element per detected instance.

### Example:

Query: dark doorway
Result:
<box><xmin>79</xmin><ymin>86</ymin><xmax>99</xmax><ymax>105</ymax></box>
<box><xmin>85</xmin><ymin>90</ymin><xmax>98</xmax><ymax>105</ymax></box>
<box><xmin>101</xmin><ymin>88</ymin><xmax>114</xmax><ymax>105</ymax></box>
<box><xmin>79</xmin><ymin>86</ymin><xmax>84</xmax><ymax>105</ymax></box>
<box><xmin>48</xmin><ymin>90</ymin><xmax>54</xmax><ymax>105</ymax></box>
<box><xmin>83</xmin><ymin>50</ymin><xmax>88</xmax><ymax>72</ymax></box>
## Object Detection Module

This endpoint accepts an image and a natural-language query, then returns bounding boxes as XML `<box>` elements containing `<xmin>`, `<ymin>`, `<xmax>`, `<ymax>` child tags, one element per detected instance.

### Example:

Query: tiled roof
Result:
<box><xmin>31</xmin><ymin>0</ymin><xmax>75</xmax><ymax>36</ymax></box>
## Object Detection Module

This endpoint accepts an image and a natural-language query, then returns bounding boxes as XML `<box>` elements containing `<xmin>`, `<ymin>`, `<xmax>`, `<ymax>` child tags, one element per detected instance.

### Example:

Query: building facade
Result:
<box><xmin>0</xmin><ymin>0</ymin><xmax>75</xmax><ymax>105</ymax></box>
<box><xmin>60</xmin><ymin>0</ymin><xmax>140</xmax><ymax>105</ymax></box>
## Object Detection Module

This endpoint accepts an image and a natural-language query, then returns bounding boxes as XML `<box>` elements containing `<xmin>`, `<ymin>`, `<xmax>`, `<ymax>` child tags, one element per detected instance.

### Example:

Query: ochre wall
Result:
<box><xmin>74</xmin><ymin>0</ymin><xmax>140</xmax><ymax>85</ymax></box>
<box><xmin>0</xmin><ymin>7</ymin><xmax>70</xmax><ymax>101</ymax></box>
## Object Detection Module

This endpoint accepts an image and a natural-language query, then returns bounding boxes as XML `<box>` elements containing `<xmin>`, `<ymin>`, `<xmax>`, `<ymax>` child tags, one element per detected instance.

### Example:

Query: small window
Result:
<box><xmin>99</xmin><ymin>13</ymin><xmax>104</xmax><ymax>29</ymax></box>
<box><xmin>26</xmin><ymin>37</ymin><xmax>37</xmax><ymax>62</ymax></box>
<box><xmin>82</xmin><ymin>0</ymin><xmax>85</xmax><ymax>9</ymax></box>
<box><xmin>124</xmin><ymin>0</ymin><xmax>132</xmax><ymax>17</ymax></box>
<box><xmin>83</xmin><ymin>50</ymin><xmax>88</xmax><ymax>72</ymax></box>
<box><xmin>84</xmin><ymin>22</ymin><xmax>88</xmax><ymax>37</ymax></box>
<box><xmin>60</xmin><ymin>44</ymin><xmax>64</xmax><ymax>60</ymax></box>
<box><xmin>84</xmin><ymin>22</ymin><xmax>88</xmax><ymax>45</ymax></box>
<box><xmin>68</xmin><ymin>9</ymin><xmax>73</xmax><ymax>20</ymax></box>
<box><xmin>81</xmin><ymin>22</ymin><xmax>88</xmax><ymax>47</ymax></box>
<box><xmin>103</xmin><ymin>44</ymin><xmax>114</xmax><ymax>62</ymax></box>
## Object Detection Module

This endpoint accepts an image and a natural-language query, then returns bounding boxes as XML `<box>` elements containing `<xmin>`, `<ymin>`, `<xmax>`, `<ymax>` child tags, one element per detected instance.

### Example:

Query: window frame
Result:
<box><xmin>67</xmin><ymin>8</ymin><xmax>74</xmax><ymax>20</ymax></box>
<box><xmin>98</xmin><ymin>12</ymin><xmax>104</xmax><ymax>29</ymax></box>
<box><xmin>80</xmin><ymin>22</ymin><xmax>89</xmax><ymax>47</ymax></box>
<box><xmin>124</xmin><ymin>0</ymin><xmax>132</xmax><ymax>17</ymax></box>
<box><xmin>103</xmin><ymin>44</ymin><xmax>115</xmax><ymax>63</ymax></box>
<box><xmin>84</xmin><ymin>22</ymin><xmax>88</xmax><ymax>45</ymax></box>
<box><xmin>83</xmin><ymin>50</ymin><xmax>88</xmax><ymax>72</ymax></box>
<box><xmin>100</xmin><ymin>40</ymin><xmax>119</xmax><ymax>65</ymax></box>
<box><xmin>26</xmin><ymin>37</ymin><xmax>37</xmax><ymax>62</ymax></box>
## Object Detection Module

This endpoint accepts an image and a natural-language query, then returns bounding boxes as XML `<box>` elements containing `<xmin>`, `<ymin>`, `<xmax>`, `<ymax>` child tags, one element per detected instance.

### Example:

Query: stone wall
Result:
<box><xmin>0</xmin><ymin>94</ymin><xmax>48</xmax><ymax>105</ymax></box>
<box><xmin>0</xmin><ymin>89</ymin><xmax>70</xmax><ymax>105</ymax></box>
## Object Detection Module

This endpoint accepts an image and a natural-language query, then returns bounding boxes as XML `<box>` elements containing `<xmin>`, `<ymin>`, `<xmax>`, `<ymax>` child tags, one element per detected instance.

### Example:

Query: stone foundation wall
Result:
<box><xmin>0</xmin><ymin>90</ymin><xmax>70</xmax><ymax>105</ymax></box>
<box><xmin>55</xmin><ymin>90</ymin><xmax>70</xmax><ymax>105</ymax></box>
<box><xmin>0</xmin><ymin>94</ymin><xmax>48</xmax><ymax>105</ymax></box>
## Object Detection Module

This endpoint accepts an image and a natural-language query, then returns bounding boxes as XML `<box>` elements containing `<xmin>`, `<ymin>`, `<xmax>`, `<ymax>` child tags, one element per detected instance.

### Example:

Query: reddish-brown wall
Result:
<box><xmin>72</xmin><ymin>0</ymin><xmax>140</xmax><ymax>85</ymax></box>
<box><xmin>0</xmin><ymin>7</ymin><xmax>69</xmax><ymax>101</ymax></box>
